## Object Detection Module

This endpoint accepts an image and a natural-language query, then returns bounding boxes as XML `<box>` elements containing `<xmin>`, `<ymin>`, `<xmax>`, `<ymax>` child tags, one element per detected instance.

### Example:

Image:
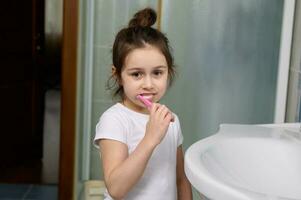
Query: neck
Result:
<box><xmin>121</xmin><ymin>99</ymin><xmax>149</xmax><ymax>114</ymax></box>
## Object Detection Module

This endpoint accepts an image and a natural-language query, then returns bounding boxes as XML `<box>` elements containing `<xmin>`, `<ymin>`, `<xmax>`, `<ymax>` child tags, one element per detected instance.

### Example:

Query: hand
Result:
<box><xmin>144</xmin><ymin>103</ymin><xmax>174</xmax><ymax>146</ymax></box>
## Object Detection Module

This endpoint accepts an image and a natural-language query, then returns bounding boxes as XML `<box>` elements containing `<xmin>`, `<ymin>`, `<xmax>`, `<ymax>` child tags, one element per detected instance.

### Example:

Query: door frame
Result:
<box><xmin>274</xmin><ymin>0</ymin><xmax>295</xmax><ymax>123</ymax></box>
<box><xmin>59</xmin><ymin>0</ymin><xmax>78</xmax><ymax>199</ymax></box>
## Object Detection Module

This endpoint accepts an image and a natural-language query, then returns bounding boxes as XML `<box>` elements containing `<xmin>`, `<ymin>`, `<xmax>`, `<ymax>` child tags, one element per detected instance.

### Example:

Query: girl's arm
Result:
<box><xmin>176</xmin><ymin>145</ymin><xmax>193</xmax><ymax>200</ymax></box>
<box><xmin>99</xmin><ymin>103</ymin><xmax>173</xmax><ymax>200</ymax></box>
<box><xmin>99</xmin><ymin>137</ymin><xmax>156</xmax><ymax>200</ymax></box>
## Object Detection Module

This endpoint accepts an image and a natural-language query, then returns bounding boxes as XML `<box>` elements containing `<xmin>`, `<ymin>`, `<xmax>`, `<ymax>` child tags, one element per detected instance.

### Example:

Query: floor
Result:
<box><xmin>0</xmin><ymin>184</ymin><xmax>57</xmax><ymax>200</ymax></box>
<box><xmin>0</xmin><ymin>160</ymin><xmax>57</xmax><ymax>200</ymax></box>
<box><xmin>0</xmin><ymin>160</ymin><xmax>42</xmax><ymax>184</ymax></box>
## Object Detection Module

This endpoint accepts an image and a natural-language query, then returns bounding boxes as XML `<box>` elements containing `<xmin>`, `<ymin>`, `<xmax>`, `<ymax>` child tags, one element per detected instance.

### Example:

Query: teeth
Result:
<box><xmin>142</xmin><ymin>95</ymin><xmax>153</xmax><ymax>99</ymax></box>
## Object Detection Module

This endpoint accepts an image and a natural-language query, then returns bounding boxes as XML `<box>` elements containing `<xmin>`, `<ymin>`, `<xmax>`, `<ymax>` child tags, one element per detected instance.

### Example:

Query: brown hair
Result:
<box><xmin>107</xmin><ymin>8</ymin><xmax>175</xmax><ymax>99</ymax></box>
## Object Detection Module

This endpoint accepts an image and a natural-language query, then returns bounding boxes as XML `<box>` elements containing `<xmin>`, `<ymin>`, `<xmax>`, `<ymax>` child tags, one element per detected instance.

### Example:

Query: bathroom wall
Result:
<box><xmin>44</xmin><ymin>0</ymin><xmax>62</xmax><ymax>89</ymax></box>
<box><xmin>42</xmin><ymin>0</ymin><xmax>63</xmax><ymax>184</ymax></box>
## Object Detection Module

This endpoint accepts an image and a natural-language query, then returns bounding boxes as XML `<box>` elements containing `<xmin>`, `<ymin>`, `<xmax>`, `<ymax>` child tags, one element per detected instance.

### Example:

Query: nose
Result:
<box><xmin>142</xmin><ymin>75</ymin><xmax>154</xmax><ymax>89</ymax></box>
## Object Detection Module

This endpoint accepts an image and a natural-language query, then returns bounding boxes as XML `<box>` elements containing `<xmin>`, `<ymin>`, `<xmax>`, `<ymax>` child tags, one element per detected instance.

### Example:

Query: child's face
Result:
<box><xmin>120</xmin><ymin>45</ymin><xmax>168</xmax><ymax>113</ymax></box>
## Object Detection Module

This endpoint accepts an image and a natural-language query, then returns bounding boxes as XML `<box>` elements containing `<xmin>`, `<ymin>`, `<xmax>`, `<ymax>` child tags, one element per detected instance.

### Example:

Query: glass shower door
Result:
<box><xmin>161</xmin><ymin>0</ymin><xmax>285</xmax><ymax>146</ymax></box>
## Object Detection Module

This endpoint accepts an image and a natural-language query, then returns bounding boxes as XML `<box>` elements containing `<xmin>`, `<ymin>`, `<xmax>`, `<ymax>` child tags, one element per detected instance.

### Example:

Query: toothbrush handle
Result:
<box><xmin>137</xmin><ymin>95</ymin><xmax>174</xmax><ymax>122</ymax></box>
<box><xmin>137</xmin><ymin>95</ymin><xmax>152</xmax><ymax>108</ymax></box>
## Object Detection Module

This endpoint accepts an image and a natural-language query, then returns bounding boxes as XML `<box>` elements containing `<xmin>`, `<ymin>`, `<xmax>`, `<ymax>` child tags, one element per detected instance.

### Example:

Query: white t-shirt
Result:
<box><xmin>94</xmin><ymin>103</ymin><xmax>183</xmax><ymax>200</ymax></box>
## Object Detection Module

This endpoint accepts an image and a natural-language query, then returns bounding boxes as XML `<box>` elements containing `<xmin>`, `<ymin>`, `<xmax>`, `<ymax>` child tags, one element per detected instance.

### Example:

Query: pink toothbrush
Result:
<box><xmin>137</xmin><ymin>94</ymin><xmax>174</xmax><ymax>122</ymax></box>
<box><xmin>137</xmin><ymin>95</ymin><xmax>152</xmax><ymax>109</ymax></box>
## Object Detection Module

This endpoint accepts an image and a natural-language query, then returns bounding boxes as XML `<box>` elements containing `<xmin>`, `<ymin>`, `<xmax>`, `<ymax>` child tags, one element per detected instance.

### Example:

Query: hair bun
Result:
<box><xmin>128</xmin><ymin>8</ymin><xmax>157</xmax><ymax>28</ymax></box>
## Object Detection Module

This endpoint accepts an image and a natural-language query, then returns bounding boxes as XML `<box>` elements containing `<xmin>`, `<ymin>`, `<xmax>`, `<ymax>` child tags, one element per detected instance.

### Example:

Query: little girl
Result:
<box><xmin>94</xmin><ymin>8</ymin><xmax>192</xmax><ymax>200</ymax></box>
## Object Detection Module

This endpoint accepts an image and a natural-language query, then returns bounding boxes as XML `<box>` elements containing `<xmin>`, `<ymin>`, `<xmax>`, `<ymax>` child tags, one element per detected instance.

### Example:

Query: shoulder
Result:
<box><xmin>99</xmin><ymin>103</ymin><xmax>128</xmax><ymax>122</ymax></box>
<box><xmin>94</xmin><ymin>103</ymin><xmax>130</xmax><ymax>146</ymax></box>
<box><xmin>101</xmin><ymin>103</ymin><xmax>123</xmax><ymax>116</ymax></box>
<box><xmin>96</xmin><ymin>103</ymin><xmax>131</xmax><ymax>135</ymax></box>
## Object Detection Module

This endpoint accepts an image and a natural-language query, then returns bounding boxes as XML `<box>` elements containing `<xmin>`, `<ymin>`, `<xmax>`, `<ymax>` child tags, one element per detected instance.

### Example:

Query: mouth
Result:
<box><xmin>139</xmin><ymin>93</ymin><xmax>155</xmax><ymax>100</ymax></box>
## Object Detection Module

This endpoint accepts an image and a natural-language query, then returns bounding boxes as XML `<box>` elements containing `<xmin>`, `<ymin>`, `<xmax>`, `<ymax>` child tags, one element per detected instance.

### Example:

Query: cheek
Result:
<box><xmin>162</xmin><ymin>75</ymin><xmax>169</xmax><ymax>87</ymax></box>
<box><xmin>158</xmin><ymin>78</ymin><xmax>168</xmax><ymax>92</ymax></box>
<box><xmin>122</xmin><ymin>79</ymin><xmax>137</xmax><ymax>94</ymax></box>
<box><xmin>161</xmin><ymin>84</ymin><xmax>167</xmax><ymax>94</ymax></box>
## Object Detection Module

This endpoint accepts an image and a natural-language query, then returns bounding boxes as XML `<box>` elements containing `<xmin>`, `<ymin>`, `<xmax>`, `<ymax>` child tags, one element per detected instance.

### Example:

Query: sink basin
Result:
<box><xmin>184</xmin><ymin>123</ymin><xmax>301</xmax><ymax>200</ymax></box>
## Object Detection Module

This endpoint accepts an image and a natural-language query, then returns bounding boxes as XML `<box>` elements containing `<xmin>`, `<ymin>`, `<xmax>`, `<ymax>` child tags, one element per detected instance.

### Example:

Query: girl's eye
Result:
<box><xmin>153</xmin><ymin>70</ymin><xmax>163</xmax><ymax>76</ymax></box>
<box><xmin>131</xmin><ymin>72</ymin><xmax>143</xmax><ymax>78</ymax></box>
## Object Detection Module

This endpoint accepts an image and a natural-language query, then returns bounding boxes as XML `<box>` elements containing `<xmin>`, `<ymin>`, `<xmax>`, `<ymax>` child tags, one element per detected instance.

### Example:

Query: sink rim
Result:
<box><xmin>184</xmin><ymin>123</ymin><xmax>301</xmax><ymax>200</ymax></box>
<box><xmin>185</xmin><ymin>134</ymin><xmax>253</xmax><ymax>200</ymax></box>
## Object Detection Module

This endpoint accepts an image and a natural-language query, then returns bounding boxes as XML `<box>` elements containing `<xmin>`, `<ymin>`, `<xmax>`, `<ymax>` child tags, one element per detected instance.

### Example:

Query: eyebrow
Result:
<box><xmin>126</xmin><ymin>65</ymin><xmax>168</xmax><ymax>71</ymax></box>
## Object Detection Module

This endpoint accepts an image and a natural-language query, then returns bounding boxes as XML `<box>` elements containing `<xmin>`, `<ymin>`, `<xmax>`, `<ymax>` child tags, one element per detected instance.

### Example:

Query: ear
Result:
<box><xmin>111</xmin><ymin>65</ymin><xmax>117</xmax><ymax>76</ymax></box>
<box><xmin>112</xmin><ymin>65</ymin><xmax>122</xmax><ymax>85</ymax></box>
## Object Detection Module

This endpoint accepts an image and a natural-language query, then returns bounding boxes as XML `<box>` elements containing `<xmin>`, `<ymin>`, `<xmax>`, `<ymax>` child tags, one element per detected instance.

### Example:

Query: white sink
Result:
<box><xmin>184</xmin><ymin>123</ymin><xmax>301</xmax><ymax>200</ymax></box>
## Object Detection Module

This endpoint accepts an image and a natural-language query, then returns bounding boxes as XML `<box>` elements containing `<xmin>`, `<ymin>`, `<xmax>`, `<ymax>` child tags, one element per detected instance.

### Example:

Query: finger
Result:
<box><xmin>157</xmin><ymin>105</ymin><xmax>174</xmax><ymax>121</ymax></box>
<box><xmin>162</xmin><ymin>107</ymin><xmax>174</xmax><ymax>122</ymax></box>
<box><xmin>150</xmin><ymin>103</ymin><xmax>160</xmax><ymax>115</ymax></box>
<box><xmin>163</xmin><ymin>110</ymin><xmax>173</xmax><ymax>120</ymax></box>
<box><xmin>163</xmin><ymin>112</ymin><xmax>173</xmax><ymax>124</ymax></box>
<box><xmin>157</xmin><ymin>105</ymin><xmax>169</xmax><ymax>119</ymax></box>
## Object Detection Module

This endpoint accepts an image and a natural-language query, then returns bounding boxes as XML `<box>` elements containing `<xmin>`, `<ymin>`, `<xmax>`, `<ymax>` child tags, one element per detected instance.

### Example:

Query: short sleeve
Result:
<box><xmin>93</xmin><ymin>112</ymin><xmax>127</xmax><ymax>148</ymax></box>
<box><xmin>174</xmin><ymin>114</ymin><xmax>183</xmax><ymax>146</ymax></box>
